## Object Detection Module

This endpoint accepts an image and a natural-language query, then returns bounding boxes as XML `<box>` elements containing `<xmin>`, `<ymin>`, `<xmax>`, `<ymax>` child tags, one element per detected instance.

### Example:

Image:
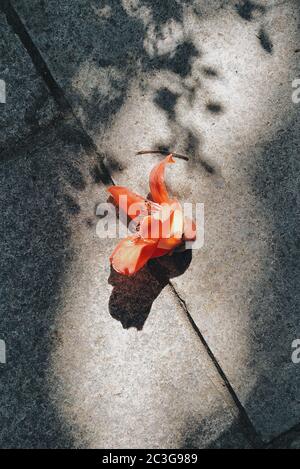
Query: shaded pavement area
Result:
<box><xmin>0</xmin><ymin>0</ymin><xmax>299</xmax><ymax>448</ymax></box>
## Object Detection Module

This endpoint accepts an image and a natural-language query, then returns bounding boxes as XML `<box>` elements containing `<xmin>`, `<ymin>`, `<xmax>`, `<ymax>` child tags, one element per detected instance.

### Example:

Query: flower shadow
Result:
<box><xmin>108</xmin><ymin>249</ymin><xmax>192</xmax><ymax>330</ymax></box>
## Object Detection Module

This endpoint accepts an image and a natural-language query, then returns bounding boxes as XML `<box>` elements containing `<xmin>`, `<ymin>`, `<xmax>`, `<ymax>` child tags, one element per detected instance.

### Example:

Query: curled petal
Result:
<box><xmin>107</xmin><ymin>186</ymin><xmax>161</xmax><ymax>221</ymax></box>
<box><xmin>139</xmin><ymin>203</ymin><xmax>183</xmax><ymax>251</ymax></box>
<box><xmin>149</xmin><ymin>154</ymin><xmax>175</xmax><ymax>204</ymax></box>
<box><xmin>170</xmin><ymin>206</ymin><xmax>184</xmax><ymax>240</ymax></box>
<box><xmin>140</xmin><ymin>215</ymin><xmax>162</xmax><ymax>241</ymax></box>
<box><xmin>110</xmin><ymin>235</ymin><xmax>157</xmax><ymax>276</ymax></box>
<box><xmin>157</xmin><ymin>236</ymin><xmax>182</xmax><ymax>250</ymax></box>
<box><xmin>156</xmin><ymin>204</ymin><xmax>184</xmax><ymax>250</ymax></box>
<box><xmin>107</xmin><ymin>186</ymin><xmax>148</xmax><ymax>220</ymax></box>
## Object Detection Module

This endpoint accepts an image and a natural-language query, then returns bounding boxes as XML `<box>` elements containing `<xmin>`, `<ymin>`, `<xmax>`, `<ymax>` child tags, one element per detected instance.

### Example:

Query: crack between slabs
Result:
<box><xmin>3</xmin><ymin>0</ymin><xmax>291</xmax><ymax>450</ymax></box>
<box><xmin>266</xmin><ymin>421</ymin><xmax>300</xmax><ymax>448</ymax></box>
<box><xmin>1</xmin><ymin>1</ymin><xmax>72</xmax><ymax>116</ymax></box>
<box><xmin>168</xmin><ymin>280</ymin><xmax>265</xmax><ymax>449</ymax></box>
<box><xmin>1</xmin><ymin>0</ymin><xmax>114</xmax><ymax>186</ymax></box>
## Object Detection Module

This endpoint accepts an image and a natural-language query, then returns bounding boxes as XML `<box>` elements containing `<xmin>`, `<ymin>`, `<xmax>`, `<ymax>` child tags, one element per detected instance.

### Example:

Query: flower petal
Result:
<box><xmin>149</xmin><ymin>154</ymin><xmax>175</xmax><ymax>204</ymax></box>
<box><xmin>170</xmin><ymin>206</ymin><xmax>184</xmax><ymax>239</ymax></box>
<box><xmin>110</xmin><ymin>235</ymin><xmax>157</xmax><ymax>276</ymax></box>
<box><xmin>156</xmin><ymin>204</ymin><xmax>184</xmax><ymax>250</ymax></box>
<box><xmin>140</xmin><ymin>214</ymin><xmax>163</xmax><ymax>240</ymax></box>
<box><xmin>107</xmin><ymin>186</ymin><xmax>161</xmax><ymax>220</ymax></box>
<box><xmin>107</xmin><ymin>186</ymin><xmax>147</xmax><ymax>220</ymax></box>
<box><xmin>151</xmin><ymin>247</ymin><xmax>170</xmax><ymax>258</ymax></box>
<box><xmin>183</xmin><ymin>217</ymin><xmax>197</xmax><ymax>241</ymax></box>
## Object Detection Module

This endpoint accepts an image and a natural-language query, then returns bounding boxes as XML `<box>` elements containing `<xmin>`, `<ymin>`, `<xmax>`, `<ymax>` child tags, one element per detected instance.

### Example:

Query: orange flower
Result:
<box><xmin>107</xmin><ymin>155</ymin><xmax>196</xmax><ymax>276</ymax></box>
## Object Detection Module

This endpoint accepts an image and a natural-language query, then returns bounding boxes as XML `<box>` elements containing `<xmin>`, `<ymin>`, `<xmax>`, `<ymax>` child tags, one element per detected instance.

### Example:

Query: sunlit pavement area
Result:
<box><xmin>0</xmin><ymin>0</ymin><xmax>300</xmax><ymax>449</ymax></box>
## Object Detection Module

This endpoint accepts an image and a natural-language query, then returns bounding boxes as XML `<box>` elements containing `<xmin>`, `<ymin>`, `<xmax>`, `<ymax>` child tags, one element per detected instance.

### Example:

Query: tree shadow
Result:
<box><xmin>180</xmin><ymin>413</ymin><xmax>259</xmax><ymax>449</ymax></box>
<box><xmin>0</xmin><ymin>120</ymin><xmax>90</xmax><ymax>448</ymax></box>
<box><xmin>179</xmin><ymin>111</ymin><xmax>300</xmax><ymax>448</ymax></box>
<box><xmin>257</xmin><ymin>27</ymin><xmax>273</xmax><ymax>54</ymax></box>
<box><xmin>146</xmin><ymin>40</ymin><xmax>200</xmax><ymax>77</ymax></box>
<box><xmin>0</xmin><ymin>0</ymin><xmax>289</xmax><ymax>449</ymax></box>
<box><xmin>235</xmin><ymin>0</ymin><xmax>266</xmax><ymax>22</ymax></box>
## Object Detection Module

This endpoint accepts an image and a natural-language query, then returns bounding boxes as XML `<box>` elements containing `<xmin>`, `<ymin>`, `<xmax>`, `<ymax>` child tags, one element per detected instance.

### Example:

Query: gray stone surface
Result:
<box><xmin>0</xmin><ymin>10</ymin><xmax>58</xmax><ymax>159</ymax></box>
<box><xmin>94</xmin><ymin>1</ymin><xmax>300</xmax><ymax>441</ymax></box>
<box><xmin>4</xmin><ymin>0</ymin><xmax>300</xmax><ymax>444</ymax></box>
<box><xmin>0</xmin><ymin>121</ymin><xmax>252</xmax><ymax>448</ymax></box>
<box><xmin>107</xmin><ymin>108</ymin><xmax>300</xmax><ymax>441</ymax></box>
<box><xmin>12</xmin><ymin>0</ymin><xmax>146</xmax><ymax>137</ymax></box>
<box><xmin>267</xmin><ymin>424</ymin><xmax>300</xmax><ymax>449</ymax></box>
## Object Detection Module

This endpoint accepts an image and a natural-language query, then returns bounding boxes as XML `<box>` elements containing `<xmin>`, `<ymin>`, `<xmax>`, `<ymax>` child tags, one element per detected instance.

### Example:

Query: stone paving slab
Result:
<box><xmin>99</xmin><ymin>4</ymin><xmax>300</xmax><ymax>439</ymax></box>
<box><xmin>0</xmin><ymin>9</ymin><xmax>58</xmax><ymax>160</ymax></box>
<box><xmin>0</xmin><ymin>121</ymin><xmax>253</xmax><ymax>448</ymax></box>
<box><xmin>9</xmin><ymin>0</ymin><xmax>300</xmax><ymax>442</ymax></box>
<box><xmin>104</xmin><ymin>104</ymin><xmax>300</xmax><ymax>441</ymax></box>
<box><xmin>267</xmin><ymin>424</ymin><xmax>300</xmax><ymax>450</ymax></box>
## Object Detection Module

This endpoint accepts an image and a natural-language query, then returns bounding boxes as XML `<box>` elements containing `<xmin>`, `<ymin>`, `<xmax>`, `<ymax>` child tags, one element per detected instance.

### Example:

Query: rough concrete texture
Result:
<box><xmin>97</xmin><ymin>2</ymin><xmax>300</xmax><ymax>440</ymax></box>
<box><xmin>3</xmin><ymin>0</ymin><xmax>300</xmax><ymax>446</ymax></box>
<box><xmin>0</xmin><ymin>122</ymin><xmax>253</xmax><ymax>448</ymax></box>
<box><xmin>0</xmin><ymin>10</ymin><xmax>58</xmax><ymax>160</ymax></box>
<box><xmin>267</xmin><ymin>424</ymin><xmax>300</xmax><ymax>449</ymax></box>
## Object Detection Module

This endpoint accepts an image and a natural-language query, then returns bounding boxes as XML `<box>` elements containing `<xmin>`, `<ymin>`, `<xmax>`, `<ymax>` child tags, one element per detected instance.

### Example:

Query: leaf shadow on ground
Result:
<box><xmin>179</xmin><ymin>114</ymin><xmax>300</xmax><ymax>448</ymax></box>
<box><xmin>1</xmin><ymin>0</ymin><xmax>292</xmax><ymax>449</ymax></box>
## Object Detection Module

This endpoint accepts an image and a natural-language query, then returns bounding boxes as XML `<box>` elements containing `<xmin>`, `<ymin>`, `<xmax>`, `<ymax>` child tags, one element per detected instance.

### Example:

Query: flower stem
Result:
<box><xmin>136</xmin><ymin>150</ymin><xmax>189</xmax><ymax>161</ymax></box>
